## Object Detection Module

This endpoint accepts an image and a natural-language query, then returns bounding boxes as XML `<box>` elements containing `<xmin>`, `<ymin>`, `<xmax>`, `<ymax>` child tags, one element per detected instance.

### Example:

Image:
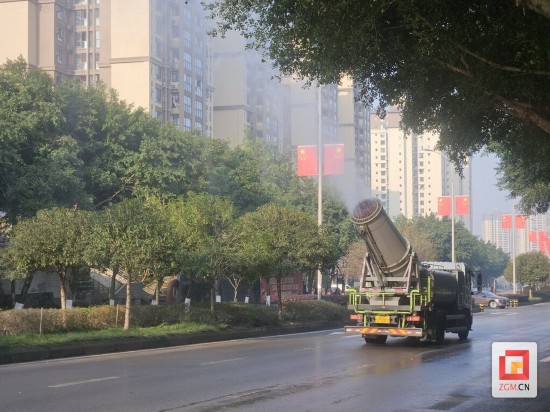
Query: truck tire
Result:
<box><xmin>435</xmin><ymin>311</ymin><xmax>446</xmax><ymax>345</ymax></box>
<box><xmin>458</xmin><ymin>311</ymin><xmax>472</xmax><ymax>340</ymax></box>
<box><xmin>365</xmin><ymin>335</ymin><xmax>387</xmax><ymax>344</ymax></box>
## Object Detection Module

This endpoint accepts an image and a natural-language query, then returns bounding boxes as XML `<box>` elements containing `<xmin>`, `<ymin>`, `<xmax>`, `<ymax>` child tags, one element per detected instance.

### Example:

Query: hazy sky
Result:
<box><xmin>471</xmin><ymin>152</ymin><xmax>513</xmax><ymax>236</ymax></box>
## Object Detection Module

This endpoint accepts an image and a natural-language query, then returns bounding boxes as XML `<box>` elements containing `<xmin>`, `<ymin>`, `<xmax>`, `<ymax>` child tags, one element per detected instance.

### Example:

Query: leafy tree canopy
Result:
<box><xmin>503</xmin><ymin>251</ymin><xmax>550</xmax><ymax>286</ymax></box>
<box><xmin>207</xmin><ymin>1</ymin><xmax>550</xmax><ymax>212</ymax></box>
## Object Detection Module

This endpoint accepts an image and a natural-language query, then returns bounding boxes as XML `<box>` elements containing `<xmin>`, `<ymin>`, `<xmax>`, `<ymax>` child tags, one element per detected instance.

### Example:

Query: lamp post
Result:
<box><xmin>317</xmin><ymin>85</ymin><xmax>323</xmax><ymax>300</ymax></box>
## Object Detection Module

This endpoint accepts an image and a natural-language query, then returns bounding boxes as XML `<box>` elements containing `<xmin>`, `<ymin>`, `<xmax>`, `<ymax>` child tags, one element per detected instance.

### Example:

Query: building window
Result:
<box><xmin>196</xmin><ymin>79</ymin><xmax>202</xmax><ymax>97</ymax></box>
<box><xmin>184</xmin><ymin>31</ymin><xmax>192</xmax><ymax>49</ymax></box>
<box><xmin>95</xmin><ymin>53</ymin><xmax>100</xmax><ymax>69</ymax></box>
<box><xmin>184</xmin><ymin>74</ymin><xmax>192</xmax><ymax>92</ymax></box>
<box><xmin>56</xmin><ymin>50</ymin><xmax>63</xmax><ymax>63</ymax></box>
<box><xmin>56</xmin><ymin>27</ymin><xmax>64</xmax><ymax>41</ymax></box>
<box><xmin>76</xmin><ymin>10</ymin><xmax>87</xmax><ymax>27</ymax></box>
<box><xmin>195</xmin><ymin>121</ymin><xmax>203</xmax><ymax>132</ymax></box>
<box><xmin>76</xmin><ymin>31</ymin><xmax>88</xmax><ymax>49</ymax></box>
<box><xmin>172</xmin><ymin>115</ymin><xmax>179</xmax><ymax>126</ymax></box>
<box><xmin>76</xmin><ymin>54</ymin><xmax>87</xmax><ymax>70</ymax></box>
<box><xmin>95</xmin><ymin>10</ymin><xmax>100</xmax><ymax>26</ymax></box>
<box><xmin>171</xmin><ymin>23</ymin><xmax>180</xmax><ymax>37</ymax></box>
<box><xmin>171</xmin><ymin>92</ymin><xmax>180</xmax><ymax>108</ymax></box>
<box><xmin>95</xmin><ymin>31</ymin><xmax>100</xmax><ymax>47</ymax></box>
<box><xmin>155</xmin><ymin>86</ymin><xmax>162</xmax><ymax>103</ymax></box>
<box><xmin>184</xmin><ymin>95</ymin><xmax>191</xmax><ymax>113</ymax></box>
<box><xmin>183</xmin><ymin>117</ymin><xmax>192</xmax><ymax>131</ymax></box>
<box><xmin>171</xmin><ymin>49</ymin><xmax>180</xmax><ymax>64</ymax></box>
<box><xmin>56</xmin><ymin>6</ymin><xmax>65</xmax><ymax>20</ymax></box>
<box><xmin>184</xmin><ymin>53</ymin><xmax>192</xmax><ymax>71</ymax></box>
<box><xmin>195</xmin><ymin>38</ymin><xmax>203</xmax><ymax>54</ymax></box>
<box><xmin>195</xmin><ymin>101</ymin><xmax>203</xmax><ymax>118</ymax></box>
<box><xmin>171</xmin><ymin>70</ymin><xmax>179</xmax><ymax>82</ymax></box>
<box><xmin>195</xmin><ymin>59</ymin><xmax>202</xmax><ymax>76</ymax></box>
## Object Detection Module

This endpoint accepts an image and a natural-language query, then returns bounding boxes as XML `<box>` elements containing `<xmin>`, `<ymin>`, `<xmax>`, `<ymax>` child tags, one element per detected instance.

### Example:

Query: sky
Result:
<box><xmin>471</xmin><ymin>152</ymin><xmax>513</xmax><ymax>237</ymax></box>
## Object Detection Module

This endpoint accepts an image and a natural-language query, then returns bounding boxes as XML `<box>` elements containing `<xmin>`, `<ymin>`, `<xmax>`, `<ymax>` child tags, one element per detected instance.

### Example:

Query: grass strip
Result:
<box><xmin>0</xmin><ymin>322</ymin><xmax>223</xmax><ymax>349</ymax></box>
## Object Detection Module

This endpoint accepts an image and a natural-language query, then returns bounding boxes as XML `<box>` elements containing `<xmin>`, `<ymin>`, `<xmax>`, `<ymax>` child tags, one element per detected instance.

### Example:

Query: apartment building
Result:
<box><xmin>482</xmin><ymin>213</ymin><xmax>550</xmax><ymax>256</ymax></box>
<box><xmin>0</xmin><ymin>0</ymin><xmax>213</xmax><ymax>136</ymax></box>
<box><xmin>211</xmin><ymin>31</ymin><xmax>285</xmax><ymax>148</ymax></box>
<box><xmin>369</xmin><ymin>107</ymin><xmax>472</xmax><ymax>228</ymax></box>
<box><xmin>337</xmin><ymin>77</ymin><xmax>370</xmax><ymax>201</ymax></box>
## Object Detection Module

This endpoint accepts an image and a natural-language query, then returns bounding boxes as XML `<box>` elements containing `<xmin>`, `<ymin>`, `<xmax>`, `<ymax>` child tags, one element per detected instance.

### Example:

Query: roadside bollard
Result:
<box><xmin>479</xmin><ymin>303</ymin><xmax>484</xmax><ymax>312</ymax></box>
<box><xmin>510</xmin><ymin>299</ymin><xmax>518</xmax><ymax>308</ymax></box>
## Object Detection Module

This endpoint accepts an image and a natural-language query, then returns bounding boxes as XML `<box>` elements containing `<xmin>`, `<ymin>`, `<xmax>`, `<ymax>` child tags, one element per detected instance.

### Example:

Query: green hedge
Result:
<box><xmin>0</xmin><ymin>300</ymin><xmax>345</xmax><ymax>336</ymax></box>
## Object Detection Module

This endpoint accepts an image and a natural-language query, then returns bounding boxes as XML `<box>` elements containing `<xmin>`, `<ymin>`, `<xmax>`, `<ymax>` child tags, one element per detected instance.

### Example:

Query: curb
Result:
<box><xmin>0</xmin><ymin>321</ymin><xmax>343</xmax><ymax>365</ymax></box>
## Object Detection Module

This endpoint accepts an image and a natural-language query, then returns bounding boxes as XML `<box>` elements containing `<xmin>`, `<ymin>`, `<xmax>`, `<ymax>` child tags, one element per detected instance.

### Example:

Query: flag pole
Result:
<box><xmin>317</xmin><ymin>85</ymin><xmax>323</xmax><ymax>301</ymax></box>
<box><xmin>512</xmin><ymin>204</ymin><xmax>517</xmax><ymax>294</ymax></box>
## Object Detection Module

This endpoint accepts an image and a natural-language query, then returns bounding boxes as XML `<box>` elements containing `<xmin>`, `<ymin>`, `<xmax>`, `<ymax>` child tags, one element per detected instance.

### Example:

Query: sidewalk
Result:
<box><xmin>0</xmin><ymin>321</ymin><xmax>343</xmax><ymax>365</ymax></box>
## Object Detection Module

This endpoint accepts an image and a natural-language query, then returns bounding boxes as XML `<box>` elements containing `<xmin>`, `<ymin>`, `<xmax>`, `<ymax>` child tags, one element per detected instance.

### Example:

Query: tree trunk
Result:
<box><xmin>109</xmin><ymin>267</ymin><xmax>119</xmax><ymax>302</ymax></box>
<box><xmin>17</xmin><ymin>272</ymin><xmax>34</xmax><ymax>307</ymax></box>
<box><xmin>58</xmin><ymin>269</ymin><xmax>67</xmax><ymax>328</ymax></box>
<box><xmin>124</xmin><ymin>272</ymin><xmax>132</xmax><ymax>330</ymax></box>
<box><xmin>10</xmin><ymin>279</ymin><xmax>16</xmax><ymax>308</ymax></box>
<box><xmin>277</xmin><ymin>277</ymin><xmax>283</xmax><ymax>320</ymax></box>
<box><xmin>210</xmin><ymin>283</ymin><xmax>216</xmax><ymax>313</ymax></box>
<box><xmin>156</xmin><ymin>276</ymin><xmax>162</xmax><ymax>303</ymax></box>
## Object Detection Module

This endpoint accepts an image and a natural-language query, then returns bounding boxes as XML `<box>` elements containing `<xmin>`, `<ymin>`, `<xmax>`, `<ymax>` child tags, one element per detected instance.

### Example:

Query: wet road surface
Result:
<box><xmin>1</xmin><ymin>302</ymin><xmax>549</xmax><ymax>411</ymax></box>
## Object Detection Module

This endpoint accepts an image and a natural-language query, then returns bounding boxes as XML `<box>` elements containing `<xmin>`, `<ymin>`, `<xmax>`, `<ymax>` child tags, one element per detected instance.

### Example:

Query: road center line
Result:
<box><xmin>48</xmin><ymin>376</ymin><xmax>120</xmax><ymax>388</ymax></box>
<box><xmin>201</xmin><ymin>357</ymin><xmax>244</xmax><ymax>365</ymax></box>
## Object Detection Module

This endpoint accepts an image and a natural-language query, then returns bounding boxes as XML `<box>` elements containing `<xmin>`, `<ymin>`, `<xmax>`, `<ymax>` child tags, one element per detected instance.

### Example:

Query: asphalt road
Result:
<box><xmin>1</xmin><ymin>302</ymin><xmax>549</xmax><ymax>412</ymax></box>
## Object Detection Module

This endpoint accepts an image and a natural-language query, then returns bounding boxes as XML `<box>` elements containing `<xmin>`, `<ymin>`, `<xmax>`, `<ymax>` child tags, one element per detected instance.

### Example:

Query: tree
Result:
<box><xmin>89</xmin><ymin>197</ymin><xmax>176</xmax><ymax>329</ymax></box>
<box><xmin>237</xmin><ymin>203</ymin><xmax>335</xmax><ymax>319</ymax></box>
<box><xmin>207</xmin><ymin>1</ymin><xmax>550</xmax><ymax>211</ymax></box>
<box><xmin>5</xmin><ymin>208</ymin><xmax>91</xmax><ymax>323</ymax></box>
<box><xmin>0</xmin><ymin>58</ymin><xmax>89</xmax><ymax>219</ymax></box>
<box><xmin>503</xmin><ymin>252</ymin><xmax>550</xmax><ymax>296</ymax></box>
<box><xmin>167</xmin><ymin>193</ymin><xmax>238</xmax><ymax>312</ymax></box>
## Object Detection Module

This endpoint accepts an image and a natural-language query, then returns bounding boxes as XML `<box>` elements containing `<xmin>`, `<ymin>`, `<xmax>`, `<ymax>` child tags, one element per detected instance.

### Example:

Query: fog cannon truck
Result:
<box><xmin>345</xmin><ymin>198</ymin><xmax>482</xmax><ymax>344</ymax></box>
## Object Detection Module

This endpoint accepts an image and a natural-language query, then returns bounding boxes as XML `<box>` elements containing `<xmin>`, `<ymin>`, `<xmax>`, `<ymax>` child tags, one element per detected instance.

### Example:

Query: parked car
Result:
<box><xmin>473</xmin><ymin>291</ymin><xmax>510</xmax><ymax>309</ymax></box>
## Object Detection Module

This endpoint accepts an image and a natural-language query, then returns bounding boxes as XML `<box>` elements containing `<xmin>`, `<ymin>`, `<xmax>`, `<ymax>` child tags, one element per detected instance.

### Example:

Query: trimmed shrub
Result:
<box><xmin>282</xmin><ymin>300</ymin><xmax>349</xmax><ymax>322</ymax></box>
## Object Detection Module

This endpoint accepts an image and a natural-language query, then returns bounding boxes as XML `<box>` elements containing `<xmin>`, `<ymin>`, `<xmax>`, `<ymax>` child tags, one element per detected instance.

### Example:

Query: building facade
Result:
<box><xmin>482</xmin><ymin>213</ymin><xmax>550</xmax><ymax>256</ymax></box>
<box><xmin>211</xmin><ymin>31</ymin><xmax>285</xmax><ymax>148</ymax></box>
<box><xmin>0</xmin><ymin>0</ymin><xmax>214</xmax><ymax>136</ymax></box>
<box><xmin>369</xmin><ymin>107</ymin><xmax>472</xmax><ymax>228</ymax></box>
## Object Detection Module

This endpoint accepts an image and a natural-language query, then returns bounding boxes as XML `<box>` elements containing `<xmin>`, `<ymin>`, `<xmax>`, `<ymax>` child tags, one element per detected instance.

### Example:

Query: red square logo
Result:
<box><xmin>499</xmin><ymin>349</ymin><xmax>529</xmax><ymax>380</ymax></box>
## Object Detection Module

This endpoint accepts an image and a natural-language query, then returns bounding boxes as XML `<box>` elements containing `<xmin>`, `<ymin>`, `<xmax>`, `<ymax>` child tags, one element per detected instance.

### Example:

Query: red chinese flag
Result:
<box><xmin>297</xmin><ymin>145</ymin><xmax>318</xmax><ymax>176</ymax></box>
<box><xmin>437</xmin><ymin>196</ymin><xmax>451</xmax><ymax>216</ymax></box>
<box><xmin>323</xmin><ymin>144</ymin><xmax>344</xmax><ymax>175</ymax></box>
<box><xmin>455</xmin><ymin>196</ymin><xmax>470</xmax><ymax>215</ymax></box>
<box><xmin>545</xmin><ymin>238</ymin><xmax>550</xmax><ymax>256</ymax></box>
<box><xmin>538</xmin><ymin>231</ymin><xmax>547</xmax><ymax>253</ymax></box>
<box><xmin>501</xmin><ymin>214</ymin><xmax>512</xmax><ymax>229</ymax></box>
<box><xmin>528</xmin><ymin>231</ymin><xmax>537</xmax><ymax>242</ymax></box>
<box><xmin>515</xmin><ymin>214</ymin><xmax>526</xmax><ymax>229</ymax></box>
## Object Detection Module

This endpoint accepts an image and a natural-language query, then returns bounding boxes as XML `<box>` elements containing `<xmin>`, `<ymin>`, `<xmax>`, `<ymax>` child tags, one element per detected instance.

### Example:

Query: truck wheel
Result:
<box><xmin>435</xmin><ymin>312</ymin><xmax>446</xmax><ymax>345</ymax></box>
<box><xmin>489</xmin><ymin>300</ymin><xmax>497</xmax><ymax>309</ymax></box>
<box><xmin>365</xmin><ymin>335</ymin><xmax>387</xmax><ymax>344</ymax></box>
<box><xmin>458</xmin><ymin>311</ymin><xmax>472</xmax><ymax>340</ymax></box>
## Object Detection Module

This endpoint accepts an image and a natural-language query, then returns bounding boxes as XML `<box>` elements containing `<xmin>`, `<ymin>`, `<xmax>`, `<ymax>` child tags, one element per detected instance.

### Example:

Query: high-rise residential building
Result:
<box><xmin>337</xmin><ymin>77</ymin><xmax>370</xmax><ymax>201</ymax></box>
<box><xmin>482</xmin><ymin>212</ymin><xmax>550</xmax><ymax>256</ymax></box>
<box><xmin>0</xmin><ymin>0</ymin><xmax>213</xmax><ymax>137</ymax></box>
<box><xmin>369</xmin><ymin>107</ymin><xmax>472</xmax><ymax>228</ymax></box>
<box><xmin>211</xmin><ymin>31</ymin><xmax>285</xmax><ymax>148</ymax></box>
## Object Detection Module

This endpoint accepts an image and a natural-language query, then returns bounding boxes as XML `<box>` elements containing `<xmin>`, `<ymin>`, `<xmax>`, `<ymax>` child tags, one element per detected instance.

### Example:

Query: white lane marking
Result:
<box><xmin>48</xmin><ymin>376</ymin><xmax>120</xmax><ymax>388</ymax></box>
<box><xmin>541</xmin><ymin>356</ymin><xmax>550</xmax><ymax>363</ymax></box>
<box><xmin>201</xmin><ymin>357</ymin><xmax>243</xmax><ymax>366</ymax></box>
<box><xmin>293</xmin><ymin>346</ymin><xmax>319</xmax><ymax>352</ymax></box>
<box><xmin>330</xmin><ymin>331</ymin><xmax>345</xmax><ymax>335</ymax></box>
